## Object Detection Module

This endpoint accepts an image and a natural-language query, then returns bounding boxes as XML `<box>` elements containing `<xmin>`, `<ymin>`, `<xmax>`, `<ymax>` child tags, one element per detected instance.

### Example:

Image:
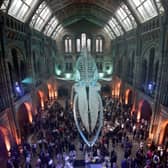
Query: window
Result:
<box><xmin>96</xmin><ymin>37</ymin><xmax>103</xmax><ymax>53</ymax></box>
<box><xmin>8</xmin><ymin>0</ymin><xmax>38</xmax><ymax>22</ymax></box>
<box><xmin>108</xmin><ymin>17</ymin><xmax>123</xmax><ymax>36</ymax></box>
<box><xmin>30</xmin><ymin>1</ymin><xmax>52</xmax><ymax>31</ymax></box>
<box><xmin>44</xmin><ymin>16</ymin><xmax>58</xmax><ymax>36</ymax></box>
<box><xmin>76</xmin><ymin>39</ymin><xmax>81</xmax><ymax>52</ymax></box>
<box><xmin>155</xmin><ymin>0</ymin><xmax>164</xmax><ymax>14</ymax></box>
<box><xmin>52</xmin><ymin>25</ymin><xmax>63</xmax><ymax>39</ymax></box>
<box><xmin>81</xmin><ymin>33</ymin><xmax>87</xmax><ymax>48</ymax></box>
<box><xmin>65</xmin><ymin>62</ymin><xmax>73</xmax><ymax>72</ymax></box>
<box><xmin>127</xmin><ymin>0</ymin><xmax>158</xmax><ymax>22</ymax></box>
<box><xmin>76</xmin><ymin>33</ymin><xmax>92</xmax><ymax>52</ymax></box>
<box><xmin>104</xmin><ymin>25</ymin><xmax>116</xmax><ymax>39</ymax></box>
<box><xmin>87</xmin><ymin>39</ymin><xmax>91</xmax><ymax>52</ymax></box>
<box><xmin>0</xmin><ymin>0</ymin><xmax>10</xmax><ymax>12</ymax></box>
<box><xmin>115</xmin><ymin>3</ymin><xmax>137</xmax><ymax>31</ymax></box>
<box><xmin>65</xmin><ymin>37</ymin><xmax>72</xmax><ymax>53</ymax></box>
<box><xmin>97</xmin><ymin>62</ymin><xmax>103</xmax><ymax>72</ymax></box>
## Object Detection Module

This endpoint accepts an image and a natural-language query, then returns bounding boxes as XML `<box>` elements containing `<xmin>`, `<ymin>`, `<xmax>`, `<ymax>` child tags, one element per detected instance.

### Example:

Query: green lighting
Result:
<box><xmin>65</xmin><ymin>73</ymin><xmax>71</xmax><ymax>79</ymax></box>
<box><xmin>106</xmin><ymin>66</ymin><xmax>113</xmax><ymax>75</ymax></box>
<box><xmin>56</xmin><ymin>69</ymin><xmax>61</xmax><ymax>75</ymax></box>
<box><xmin>99</xmin><ymin>73</ymin><xmax>104</xmax><ymax>78</ymax></box>
<box><xmin>21</xmin><ymin>77</ymin><xmax>33</xmax><ymax>84</ymax></box>
<box><xmin>55</xmin><ymin>65</ymin><xmax>62</xmax><ymax>76</ymax></box>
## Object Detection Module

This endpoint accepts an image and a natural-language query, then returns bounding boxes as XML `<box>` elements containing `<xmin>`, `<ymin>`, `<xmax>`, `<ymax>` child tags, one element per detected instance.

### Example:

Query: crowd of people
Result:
<box><xmin>6</xmin><ymin>95</ymin><xmax>168</xmax><ymax>168</ymax></box>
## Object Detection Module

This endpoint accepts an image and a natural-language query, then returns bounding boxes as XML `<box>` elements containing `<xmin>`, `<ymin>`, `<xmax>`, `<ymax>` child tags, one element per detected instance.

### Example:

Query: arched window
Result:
<box><xmin>87</xmin><ymin>39</ymin><xmax>91</xmax><ymax>52</ymax></box>
<box><xmin>154</xmin><ymin>61</ymin><xmax>159</xmax><ymax>83</ymax></box>
<box><xmin>141</xmin><ymin>59</ymin><xmax>147</xmax><ymax>84</ymax></box>
<box><xmin>148</xmin><ymin>47</ymin><xmax>155</xmax><ymax>82</ymax></box>
<box><xmin>64</xmin><ymin>36</ymin><xmax>72</xmax><ymax>53</ymax></box>
<box><xmin>81</xmin><ymin>33</ymin><xmax>86</xmax><ymax>48</ymax></box>
<box><xmin>76</xmin><ymin>33</ymin><xmax>92</xmax><ymax>52</ymax></box>
<box><xmin>11</xmin><ymin>48</ymin><xmax>19</xmax><ymax>79</ymax></box>
<box><xmin>76</xmin><ymin>38</ymin><xmax>81</xmax><ymax>52</ymax></box>
<box><xmin>96</xmin><ymin>37</ymin><xmax>103</xmax><ymax>53</ymax></box>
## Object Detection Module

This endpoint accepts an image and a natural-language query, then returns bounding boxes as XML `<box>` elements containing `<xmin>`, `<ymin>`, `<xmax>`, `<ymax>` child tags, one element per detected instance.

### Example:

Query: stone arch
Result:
<box><xmin>32</xmin><ymin>50</ymin><xmax>38</xmax><ymax>74</ymax></box>
<box><xmin>0</xmin><ymin>126</ymin><xmax>11</xmax><ymax>167</ymax></box>
<box><xmin>158</xmin><ymin>120</ymin><xmax>168</xmax><ymax>145</ymax></box>
<box><xmin>141</xmin><ymin>59</ymin><xmax>147</xmax><ymax>86</ymax></box>
<box><xmin>8</xmin><ymin>46</ymin><xmax>25</xmax><ymax>81</ymax></box>
<box><xmin>112</xmin><ymin>77</ymin><xmax>121</xmax><ymax>98</ymax></box>
<box><xmin>154</xmin><ymin>60</ymin><xmax>159</xmax><ymax>83</ymax></box>
<box><xmin>118</xmin><ymin>57</ymin><xmax>123</xmax><ymax>76</ymax></box>
<box><xmin>148</xmin><ymin>47</ymin><xmax>155</xmax><ymax>82</ymax></box>
<box><xmin>37</xmin><ymin>90</ymin><xmax>45</xmax><ymax>110</ymax></box>
<box><xmin>137</xmin><ymin>99</ymin><xmax>152</xmax><ymax>122</ymax></box>
<box><xmin>127</xmin><ymin>50</ymin><xmax>135</xmax><ymax>83</ymax></box>
<box><xmin>20</xmin><ymin>60</ymin><xmax>26</xmax><ymax>80</ymax></box>
<box><xmin>125</xmin><ymin>89</ymin><xmax>133</xmax><ymax>106</ymax></box>
<box><xmin>142</xmin><ymin>43</ymin><xmax>158</xmax><ymax>58</ymax></box>
<box><xmin>17</xmin><ymin>102</ymin><xmax>32</xmax><ymax>137</ymax></box>
<box><xmin>141</xmin><ymin>44</ymin><xmax>158</xmax><ymax>92</ymax></box>
<box><xmin>32</xmin><ymin>48</ymin><xmax>43</xmax><ymax>76</ymax></box>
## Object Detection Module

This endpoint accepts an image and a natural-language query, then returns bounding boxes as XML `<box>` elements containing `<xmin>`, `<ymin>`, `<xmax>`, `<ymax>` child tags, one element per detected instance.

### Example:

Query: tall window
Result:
<box><xmin>8</xmin><ymin>0</ymin><xmax>38</xmax><ymax>22</ymax></box>
<box><xmin>81</xmin><ymin>33</ymin><xmax>87</xmax><ymax>48</ymax></box>
<box><xmin>76</xmin><ymin>33</ymin><xmax>92</xmax><ymax>52</ymax></box>
<box><xmin>76</xmin><ymin>39</ymin><xmax>81</xmax><ymax>52</ymax></box>
<box><xmin>96</xmin><ymin>37</ymin><xmax>103</xmax><ymax>53</ymax></box>
<box><xmin>87</xmin><ymin>39</ymin><xmax>91</xmax><ymax>52</ymax></box>
<box><xmin>65</xmin><ymin>37</ymin><xmax>72</xmax><ymax>53</ymax></box>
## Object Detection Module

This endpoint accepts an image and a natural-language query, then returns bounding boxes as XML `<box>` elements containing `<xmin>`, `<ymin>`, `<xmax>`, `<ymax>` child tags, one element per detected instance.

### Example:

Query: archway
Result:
<box><xmin>158</xmin><ymin>120</ymin><xmax>168</xmax><ymax>145</ymax></box>
<box><xmin>17</xmin><ymin>102</ymin><xmax>32</xmax><ymax>138</ymax></box>
<box><xmin>37</xmin><ymin>90</ymin><xmax>45</xmax><ymax>110</ymax></box>
<box><xmin>0</xmin><ymin>127</ymin><xmax>11</xmax><ymax>167</ymax></box>
<box><xmin>125</xmin><ymin>89</ymin><xmax>133</xmax><ymax>106</ymax></box>
<box><xmin>137</xmin><ymin>100</ymin><xmax>152</xmax><ymax>122</ymax></box>
<box><xmin>163</xmin><ymin>124</ymin><xmax>168</xmax><ymax>146</ymax></box>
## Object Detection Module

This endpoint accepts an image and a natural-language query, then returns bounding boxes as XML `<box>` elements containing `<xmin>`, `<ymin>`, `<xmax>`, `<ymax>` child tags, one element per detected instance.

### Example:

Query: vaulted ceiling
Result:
<box><xmin>0</xmin><ymin>0</ymin><xmax>166</xmax><ymax>40</ymax></box>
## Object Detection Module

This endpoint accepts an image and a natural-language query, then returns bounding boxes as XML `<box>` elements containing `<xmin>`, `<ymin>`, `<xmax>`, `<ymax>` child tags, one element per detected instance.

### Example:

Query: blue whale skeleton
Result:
<box><xmin>72</xmin><ymin>47</ymin><xmax>103</xmax><ymax>147</ymax></box>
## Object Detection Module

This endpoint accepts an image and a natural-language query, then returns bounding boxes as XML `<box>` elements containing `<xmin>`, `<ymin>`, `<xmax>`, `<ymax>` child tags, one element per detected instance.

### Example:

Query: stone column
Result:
<box><xmin>0</xmin><ymin>14</ymin><xmax>20</xmax><ymax>143</ymax></box>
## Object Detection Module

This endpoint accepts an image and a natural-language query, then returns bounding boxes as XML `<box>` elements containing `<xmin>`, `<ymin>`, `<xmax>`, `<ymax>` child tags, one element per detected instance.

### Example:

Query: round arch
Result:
<box><xmin>137</xmin><ymin>99</ymin><xmax>152</xmax><ymax>122</ymax></box>
<box><xmin>158</xmin><ymin>120</ymin><xmax>168</xmax><ymax>145</ymax></box>
<box><xmin>125</xmin><ymin>89</ymin><xmax>133</xmax><ymax>106</ymax></box>
<box><xmin>37</xmin><ymin>90</ymin><xmax>45</xmax><ymax>110</ymax></box>
<box><xmin>17</xmin><ymin>102</ymin><xmax>32</xmax><ymax>137</ymax></box>
<box><xmin>0</xmin><ymin>126</ymin><xmax>11</xmax><ymax>167</ymax></box>
<box><xmin>142</xmin><ymin>43</ymin><xmax>158</xmax><ymax>58</ymax></box>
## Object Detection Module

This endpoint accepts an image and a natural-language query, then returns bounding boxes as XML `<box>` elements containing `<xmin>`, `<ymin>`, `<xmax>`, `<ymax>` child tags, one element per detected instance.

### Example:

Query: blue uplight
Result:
<box><xmin>15</xmin><ymin>82</ymin><xmax>23</xmax><ymax>96</ymax></box>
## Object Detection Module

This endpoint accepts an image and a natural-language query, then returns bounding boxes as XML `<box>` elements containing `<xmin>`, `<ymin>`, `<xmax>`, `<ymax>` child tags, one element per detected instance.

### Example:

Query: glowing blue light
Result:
<box><xmin>148</xmin><ymin>83</ymin><xmax>153</xmax><ymax>91</ymax></box>
<box><xmin>15</xmin><ymin>82</ymin><xmax>23</xmax><ymax>95</ymax></box>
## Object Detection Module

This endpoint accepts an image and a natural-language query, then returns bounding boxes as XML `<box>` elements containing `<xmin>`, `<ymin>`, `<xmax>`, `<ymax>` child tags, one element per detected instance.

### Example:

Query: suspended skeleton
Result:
<box><xmin>72</xmin><ymin>47</ymin><xmax>103</xmax><ymax>147</ymax></box>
